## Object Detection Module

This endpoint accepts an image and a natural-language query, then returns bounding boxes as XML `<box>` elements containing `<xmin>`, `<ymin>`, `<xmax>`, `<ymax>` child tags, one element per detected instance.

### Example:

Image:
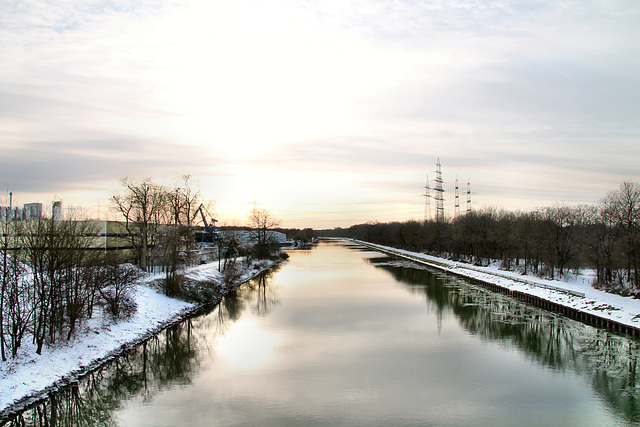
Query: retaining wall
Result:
<box><xmin>358</xmin><ymin>241</ymin><xmax>640</xmax><ymax>338</ymax></box>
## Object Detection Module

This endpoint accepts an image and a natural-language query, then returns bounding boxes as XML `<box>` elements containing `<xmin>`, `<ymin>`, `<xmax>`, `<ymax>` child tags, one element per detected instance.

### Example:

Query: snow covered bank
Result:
<box><xmin>356</xmin><ymin>240</ymin><xmax>640</xmax><ymax>332</ymax></box>
<box><xmin>0</xmin><ymin>258</ymin><xmax>279</xmax><ymax>418</ymax></box>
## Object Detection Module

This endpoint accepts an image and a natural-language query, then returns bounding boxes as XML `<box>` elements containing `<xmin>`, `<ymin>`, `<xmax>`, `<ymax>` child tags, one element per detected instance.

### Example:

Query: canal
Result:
<box><xmin>5</xmin><ymin>240</ymin><xmax>640</xmax><ymax>426</ymax></box>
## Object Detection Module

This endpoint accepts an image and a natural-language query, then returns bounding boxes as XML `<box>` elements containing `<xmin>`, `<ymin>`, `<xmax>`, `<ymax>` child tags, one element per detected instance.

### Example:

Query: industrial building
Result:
<box><xmin>0</xmin><ymin>201</ymin><xmax>62</xmax><ymax>221</ymax></box>
<box><xmin>217</xmin><ymin>229</ymin><xmax>288</xmax><ymax>246</ymax></box>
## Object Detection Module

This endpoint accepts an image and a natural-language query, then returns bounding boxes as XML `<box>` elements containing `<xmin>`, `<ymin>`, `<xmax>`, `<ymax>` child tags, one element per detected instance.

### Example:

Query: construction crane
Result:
<box><xmin>192</xmin><ymin>204</ymin><xmax>219</xmax><ymax>247</ymax></box>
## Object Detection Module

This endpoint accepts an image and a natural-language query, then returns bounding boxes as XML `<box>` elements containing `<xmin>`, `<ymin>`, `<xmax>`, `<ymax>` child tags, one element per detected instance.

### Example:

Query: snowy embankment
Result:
<box><xmin>0</xmin><ymin>258</ymin><xmax>276</xmax><ymax>417</ymax></box>
<box><xmin>356</xmin><ymin>240</ymin><xmax>640</xmax><ymax>331</ymax></box>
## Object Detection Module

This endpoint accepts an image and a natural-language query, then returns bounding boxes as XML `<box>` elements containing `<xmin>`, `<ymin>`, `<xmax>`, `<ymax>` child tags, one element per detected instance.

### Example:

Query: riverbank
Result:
<box><xmin>0</xmin><ymin>257</ymin><xmax>279</xmax><ymax>419</ymax></box>
<box><xmin>356</xmin><ymin>240</ymin><xmax>640</xmax><ymax>334</ymax></box>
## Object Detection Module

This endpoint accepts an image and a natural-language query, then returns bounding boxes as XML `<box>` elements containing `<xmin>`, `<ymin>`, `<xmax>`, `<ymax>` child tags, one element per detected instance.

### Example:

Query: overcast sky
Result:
<box><xmin>1</xmin><ymin>0</ymin><xmax>639</xmax><ymax>228</ymax></box>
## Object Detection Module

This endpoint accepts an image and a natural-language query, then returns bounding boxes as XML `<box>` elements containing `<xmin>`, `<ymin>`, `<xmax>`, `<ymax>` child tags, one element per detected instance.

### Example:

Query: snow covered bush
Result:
<box><xmin>223</xmin><ymin>263</ymin><xmax>243</xmax><ymax>285</ymax></box>
<box><xmin>98</xmin><ymin>263</ymin><xmax>140</xmax><ymax>321</ymax></box>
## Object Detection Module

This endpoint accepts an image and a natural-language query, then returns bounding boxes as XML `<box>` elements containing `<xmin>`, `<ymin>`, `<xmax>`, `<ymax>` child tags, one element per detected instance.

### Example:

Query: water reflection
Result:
<box><xmin>3</xmin><ymin>245</ymin><xmax>640</xmax><ymax>426</ymax></box>
<box><xmin>368</xmin><ymin>255</ymin><xmax>640</xmax><ymax>424</ymax></box>
<box><xmin>1</xmin><ymin>270</ymin><xmax>280</xmax><ymax>427</ymax></box>
<box><xmin>2</xmin><ymin>320</ymin><xmax>199</xmax><ymax>426</ymax></box>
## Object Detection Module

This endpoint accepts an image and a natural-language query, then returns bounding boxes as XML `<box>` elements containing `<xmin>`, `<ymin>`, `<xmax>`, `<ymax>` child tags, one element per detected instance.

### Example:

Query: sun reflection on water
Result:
<box><xmin>215</xmin><ymin>320</ymin><xmax>283</xmax><ymax>371</ymax></box>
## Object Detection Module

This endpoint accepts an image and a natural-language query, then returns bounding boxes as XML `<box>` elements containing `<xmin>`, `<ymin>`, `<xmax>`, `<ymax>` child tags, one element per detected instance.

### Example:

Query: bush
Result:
<box><xmin>98</xmin><ymin>263</ymin><xmax>140</xmax><ymax>321</ymax></box>
<box><xmin>223</xmin><ymin>263</ymin><xmax>243</xmax><ymax>285</ymax></box>
<box><xmin>102</xmin><ymin>289</ymin><xmax>138</xmax><ymax>320</ymax></box>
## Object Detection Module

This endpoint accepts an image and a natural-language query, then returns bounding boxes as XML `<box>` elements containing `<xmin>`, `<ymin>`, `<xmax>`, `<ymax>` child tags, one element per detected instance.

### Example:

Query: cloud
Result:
<box><xmin>1</xmin><ymin>0</ymin><xmax>639</xmax><ymax>226</ymax></box>
<box><xmin>0</xmin><ymin>137</ymin><xmax>215</xmax><ymax>193</ymax></box>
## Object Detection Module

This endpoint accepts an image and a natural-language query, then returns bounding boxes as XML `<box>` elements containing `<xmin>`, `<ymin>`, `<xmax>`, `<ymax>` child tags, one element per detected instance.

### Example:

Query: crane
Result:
<box><xmin>192</xmin><ymin>204</ymin><xmax>219</xmax><ymax>247</ymax></box>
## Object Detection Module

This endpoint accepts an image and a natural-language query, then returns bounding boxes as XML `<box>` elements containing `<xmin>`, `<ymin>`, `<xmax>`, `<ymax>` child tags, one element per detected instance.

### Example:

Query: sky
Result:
<box><xmin>1</xmin><ymin>0</ymin><xmax>639</xmax><ymax>229</ymax></box>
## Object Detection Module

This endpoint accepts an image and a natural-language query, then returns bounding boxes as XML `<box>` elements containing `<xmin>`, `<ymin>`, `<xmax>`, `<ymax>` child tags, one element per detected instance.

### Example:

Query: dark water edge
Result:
<box><xmin>0</xmin><ymin>263</ymin><xmax>283</xmax><ymax>426</ymax></box>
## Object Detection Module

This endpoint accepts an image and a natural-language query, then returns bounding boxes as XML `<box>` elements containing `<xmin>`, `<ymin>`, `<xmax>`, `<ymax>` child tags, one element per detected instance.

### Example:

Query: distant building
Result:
<box><xmin>52</xmin><ymin>201</ymin><xmax>63</xmax><ymax>221</ymax></box>
<box><xmin>218</xmin><ymin>229</ymin><xmax>288</xmax><ymax>245</ymax></box>
<box><xmin>23</xmin><ymin>203</ymin><xmax>42</xmax><ymax>220</ymax></box>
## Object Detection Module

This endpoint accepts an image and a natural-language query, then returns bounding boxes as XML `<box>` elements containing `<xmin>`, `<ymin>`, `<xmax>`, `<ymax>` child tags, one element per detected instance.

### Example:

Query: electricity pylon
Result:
<box><xmin>434</xmin><ymin>158</ymin><xmax>445</xmax><ymax>223</ymax></box>
<box><xmin>423</xmin><ymin>175</ymin><xmax>431</xmax><ymax>222</ymax></box>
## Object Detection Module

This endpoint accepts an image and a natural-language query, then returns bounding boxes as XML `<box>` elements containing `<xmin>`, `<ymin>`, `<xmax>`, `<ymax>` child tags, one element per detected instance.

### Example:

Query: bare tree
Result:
<box><xmin>0</xmin><ymin>217</ymin><xmax>32</xmax><ymax>358</ymax></box>
<box><xmin>607</xmin><ymin>181</ymin><xmax>640</xmax><ymax>286</ymax></box>
<box><xmin>4</xmin><ymin>245</ymin><xmax>32</xmax><ymax>358</ymax></box>
<box><xmin>583</xmin><ymin>202</ymin><xmax>616</xmax><ymax>286</ymax></box>
<box><xmin>171</xmin><ymin>175</ymin><xmax>210</xmax><ymax>227</ymax></box>
<box><xmin>154</xmin><ymin>224</ymin><xmax>193</xmax><ymax>296</ymax></box>
<box><xmin>97</xmin><ymin>258</ymin><xmax>140</xmax><ymax>320</ymax></box>
<box><xmin>61</xmin><ymin>219</ymin><xmax>103</xmax><ymax>340</ymax></box>
<box><xmin>248</xmin><ymin>208</ymin><xmax>281</xmax><ymax>258</ymax></box>
<box><xmin>540</xmin><ymin>205</ymin><xmax>586</xmax><ymax>279</ymax></box>
<box><xmin>112</xmin><ymin>177</ymin><xmax>168</xmax><ymax>271</ymax></box>
<box><xmin>1</xmin><ymin>205</ymin><xmax>11</xmax><ymax>360</ymax></box>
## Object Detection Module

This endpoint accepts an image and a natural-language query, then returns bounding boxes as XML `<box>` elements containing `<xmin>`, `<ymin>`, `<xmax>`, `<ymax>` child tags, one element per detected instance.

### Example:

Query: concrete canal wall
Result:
<box><xmin>356</xmin><ymin>240</ymin><xmax>640</xmax><ymax>338</ymax></box>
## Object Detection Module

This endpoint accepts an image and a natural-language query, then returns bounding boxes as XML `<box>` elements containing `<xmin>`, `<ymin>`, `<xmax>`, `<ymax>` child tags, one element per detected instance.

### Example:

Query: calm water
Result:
<box><xmin>5</xmin><ymin>240</ymin><xmax>640</xmax><ymax>426</ymax></box>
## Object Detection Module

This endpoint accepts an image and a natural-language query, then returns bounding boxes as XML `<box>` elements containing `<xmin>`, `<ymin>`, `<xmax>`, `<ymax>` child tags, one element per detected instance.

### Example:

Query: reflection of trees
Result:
<box><xmin>222</xmin><ymin>289</ymin><xmax>243</xmax><ymax>321</ymax></box>
<box><xmin>221</xmin><ymin>268</ymin><xmax>282</xmax><ymax>320</ymax></box>
<box><xmin>244</xmin><ymin>271</ymin><xmax>280</xmax><ymax>317</ymax></box>
<box><xmin>370</xmin><ymin>258</ymin><xmax>640</xmax><ymax>424</ymax></box>
<box><xmin>4</xmin><ymin>321</ymin><xmax>199</xmax><ymax>426</ymax></box>
<box><xmin>3</xmin><ymin>267</ymin><xmax>283</xmax><ymax>426</ymax></box>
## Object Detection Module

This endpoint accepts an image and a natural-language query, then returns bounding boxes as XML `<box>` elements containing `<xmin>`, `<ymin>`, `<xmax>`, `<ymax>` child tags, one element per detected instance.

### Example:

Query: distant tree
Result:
<box><xmin>248</xmin><ymin>208</ymin><xmax>281</xmax><ymax>258</ymax></box>
<box><xmin>584</xmin><ymin>204</ymin><xmax>617</xmax><ymax>285</ymax></box>
<box><xmin>292</xmin><ymin>228</ymin><xmax>315</xmax><ymax>244</ymax></box>
<box><xmin>398</xmin><ymin>221</ymin><xmax>423</xmax><ymax>251</ymax></box>
<box><xmin>488</xmin><ymin>210</ymin><xmax>513</xmax><ymax>269</ymax></box>
<box><xmin>513</xmin><ymin>211</ymin><xmax>542</xmax><ymax>276</ymax></box>
<box><xmin>607</xmin><ymin>181</ymin><xmax>640</xmax><ymax>287</ymax></box>
<box><xmin>112</xmin><ymin>177</ymin><xmax>168</xmax><ymax>271</ymax></box>
<box><xmin>170</xmin><ymin>175</ymin><xmax>211</xmax><ymax>227</ymax></box>
<box><xmin>540</xmin><ymin>205</ymin><xmax>583</xmax><ymax>279</ymax></box>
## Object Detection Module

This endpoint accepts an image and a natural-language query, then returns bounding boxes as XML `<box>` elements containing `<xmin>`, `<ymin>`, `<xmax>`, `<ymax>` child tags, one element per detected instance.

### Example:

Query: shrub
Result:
<box><xmin>98</xmin><ymin>263</ymin><xmax>140</xmax><ymax>321</ymax></box>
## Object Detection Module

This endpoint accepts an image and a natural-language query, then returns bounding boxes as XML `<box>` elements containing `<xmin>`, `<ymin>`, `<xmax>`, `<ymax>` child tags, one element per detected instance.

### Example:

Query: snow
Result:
<box><xmin>356</xmin><ymin>240</ymin><xmax>640</xmax><ymax>329</ymax></box>
<box><xmin>0</xmin><ymin>258</ymin><xmax>277</xmax><ymax>416</ymax></box>
<box><xmin>3</xmin><ymin>241</ymin><xmax>639</xmax><ymax>417</ymax></box>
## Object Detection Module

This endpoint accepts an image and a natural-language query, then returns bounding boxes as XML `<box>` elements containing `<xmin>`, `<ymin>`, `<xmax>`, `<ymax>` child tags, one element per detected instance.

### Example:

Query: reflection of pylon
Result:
<box><xmin>434</xmin><ymin>158</ymin><xmax>445</xmax><ymax>222</ymax></box>
<box><xmin>423</xmin><ymin>174</ymin><xmax>431</xmax><ymax>222</ymax></box>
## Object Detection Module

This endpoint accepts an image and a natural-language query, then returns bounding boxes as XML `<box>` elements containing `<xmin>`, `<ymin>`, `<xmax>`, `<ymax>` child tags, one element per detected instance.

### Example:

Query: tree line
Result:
<box><xmin>332</xmin><ymin>181</ymin><xmax>640</xmax><ymax>295</ymax></box>
<box><xmin>0</xmin><ymin>175</ymin><xmax>290</xmax><ymax>360</ymax></box>
<box><xmin>0</xmin><ymin>215</ymin><xmax>140</xmax><ymax>361</ymax></box>
<box><xmin>112</xmin><ymin>176</ymin><xmax>290</xmax><ymax>290</ymax></box>
<box><xmin>0</xmin><ymin>175</ymin><xmax>206</xmax><ymax>360</ymax></box>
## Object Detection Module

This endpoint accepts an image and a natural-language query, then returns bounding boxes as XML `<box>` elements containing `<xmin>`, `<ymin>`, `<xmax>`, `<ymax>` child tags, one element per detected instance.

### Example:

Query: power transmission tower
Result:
<box><xmin>466</xmin><ymin>180</ymin><xmax>472</xmax><ymax>212</ymax></box>
<box><xmin>423</xmin><ymin>174</ymin><xmax>431</xmax><ymax>222</ymax></box>
<box><xmin>434</xmin><ymin>158</ymin><xmax>445</xmax><ymax>222</ymax></box>
<box><xmin>454</xmin><ymin>176</ymin><xmax>460</xmax><ymax>218</ymax></box>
